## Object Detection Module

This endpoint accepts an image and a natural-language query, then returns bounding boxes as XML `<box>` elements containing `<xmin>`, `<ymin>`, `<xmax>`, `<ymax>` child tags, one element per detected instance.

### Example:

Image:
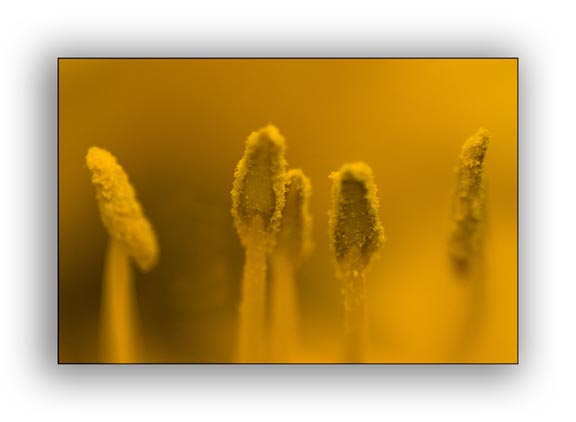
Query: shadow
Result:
<box><xmin>35</xmin><ymin>34</ymin><xmax>528</xmax><ymax>394</ymax></box>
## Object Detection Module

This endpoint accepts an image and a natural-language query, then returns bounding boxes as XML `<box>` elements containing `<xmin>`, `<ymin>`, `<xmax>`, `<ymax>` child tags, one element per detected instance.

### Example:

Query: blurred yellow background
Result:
<box><xmin>58</xmin><ymin>58</ymin><xmax>517</xmax><ymax>363</ymax></box>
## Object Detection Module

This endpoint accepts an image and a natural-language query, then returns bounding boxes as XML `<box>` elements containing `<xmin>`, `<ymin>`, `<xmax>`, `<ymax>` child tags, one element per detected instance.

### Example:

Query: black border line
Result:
<box><xmin>57</xmin><ymin>57</ymin><xmax>519</xmax><ymax>365</ymax></box>
<box><xmin>57</xmin><ymin>57</ymin><xmax>60</xmax><ymax>365</ymax></box>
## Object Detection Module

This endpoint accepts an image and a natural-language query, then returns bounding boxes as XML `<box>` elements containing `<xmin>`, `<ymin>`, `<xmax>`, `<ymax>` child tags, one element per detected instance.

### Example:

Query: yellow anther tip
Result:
<box><xmin>231</xmin><ymin>125</ymin><xmax>287</xmax><ymax>246</ymax></box>
<box><xmin>450</xmin><ymin>128</ymin><xmax>491</xmax><ymax>275</ymax></box>
<box><xmin>459</xmin><ymin>128</ymin><xmax>490</xmax><ymax>168</ymax></box>
<box><xmin>277</xmin><ymin>168</ymin><xmax>313</xmax><ymax>262</ymax></box>
<box><xmin>329</xmin><ymin>162</ymin><xmax>386</xmax><ymax>270</ymax></box>
<box><xmin>86</xmin><ymin>146</ymin><xmax>159</xmax><ymax>273</ymax></box>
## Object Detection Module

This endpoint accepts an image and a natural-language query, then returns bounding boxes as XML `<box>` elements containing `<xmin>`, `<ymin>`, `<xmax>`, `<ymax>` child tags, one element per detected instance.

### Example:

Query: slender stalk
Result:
<box><xmin>456</xmin><ymin>249</ymin><xmax>486</xmax><ymax>358</ymax></box>
<box><xmin>237</xmin><ymin>221</ymin><xmax>269</xmax><ymax>363</ymax></box>
<box><xmin>341</xmin><ymin>253</ymin><xmax>368</xmax><ymax>363</ymax></box>
<box><xmin>100</xmin><ymin>238</ymin><xmax>139</xmax><ymax>363</ymax></box>
<box><xmin>269</xmin><ymin>252</ymin><xmax>299</xmax><ymax>362</ymax></box>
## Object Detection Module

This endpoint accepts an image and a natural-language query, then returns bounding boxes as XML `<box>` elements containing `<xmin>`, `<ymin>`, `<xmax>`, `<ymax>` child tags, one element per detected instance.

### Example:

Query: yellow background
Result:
<box><xmin>59</xmin><ymin>58</ymin><xmax>517</xmax><ymax>363</ymax></box>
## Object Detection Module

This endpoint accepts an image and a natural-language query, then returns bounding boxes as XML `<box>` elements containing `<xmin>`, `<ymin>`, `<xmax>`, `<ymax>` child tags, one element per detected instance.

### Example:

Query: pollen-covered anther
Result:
<box><xmin>86</xmin><ymin>146</ymin><xmax>159</xmax><ymax>273</ymax></box>
<box><xmin>329</xmin><ymin>162</ymin><xmax>386</xmax><ymax>273</ymax></box>
<box><xmin>276</xmin><ymin>168</ymin><xmax>313</xmax><ymax>264</ymax></box>
<box><xmin>231</xmin><ymin>124</ymin><xmax>287</xmax><ymax>248</ymax></box>
<box><xmin>449</xmin><ymin>128</ymin><xmax>491</xmax><ymax>275</ymax></box>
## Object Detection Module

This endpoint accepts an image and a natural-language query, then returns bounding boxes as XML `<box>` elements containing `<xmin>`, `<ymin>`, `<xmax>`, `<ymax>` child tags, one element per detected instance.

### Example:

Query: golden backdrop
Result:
<box><xmin>58</xmin><ymin>58</ymin><xmax>517</xmax><ymax>363</ymax></box>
